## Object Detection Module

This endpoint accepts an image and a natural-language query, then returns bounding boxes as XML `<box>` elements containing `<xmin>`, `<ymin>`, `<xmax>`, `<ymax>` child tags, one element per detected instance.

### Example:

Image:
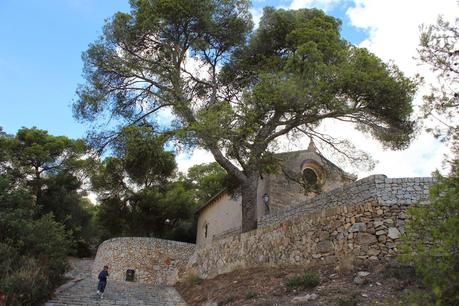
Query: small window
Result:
<box><xmin>204</xmin><ymin>223</ymin><xmax>208</xmax><ymax>238</ymax></box>
<box><xmin>303</xmin><ymin>168</ymin><xmax>318</xmax><ymax>185</ymax></box>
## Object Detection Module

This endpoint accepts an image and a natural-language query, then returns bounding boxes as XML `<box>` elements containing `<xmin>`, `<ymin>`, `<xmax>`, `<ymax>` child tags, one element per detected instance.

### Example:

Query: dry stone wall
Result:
<box><xmin>258</xmin><ymin>175</ymin><xmax>432</xmax><ymax>227</ymax></box>
<box><xmin>191</xmin><ymin>175</ymin><xmax>434</xmax><ymax>279</ymax></box>
<box><xmin>93</xmin><ymin>237</ymin><xmax>195</xmax><ymax>285</ymax></box>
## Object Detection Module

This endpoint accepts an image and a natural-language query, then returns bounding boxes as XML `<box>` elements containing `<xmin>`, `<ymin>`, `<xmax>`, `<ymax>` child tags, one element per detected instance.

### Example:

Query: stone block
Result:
<box><xmin>388</xmin><ymin>227</ymin><xmax>401</xmax><ymax>240</ymax></box>
<box><xmin>319</xmin><ymin>231</ymin><xmax>330</xmax><ymax>240</ymax></box>
<box><xmin>350</xmin><ymin>222</ymin><xmax>366</xmax><ymax>232</ymax></box>
<box><xmin>317</xmin><ymin>240</ymin><xmax>334</xmax><ymax>253</ymax></box>
<box><xmin>357</xmin><ymin>233</ymin><xmax>377</xmax><ymax>245</ymax></box>
<box><xmin>368</xmin><ymin>248</ymin><xmax>380</xmax><ymax>256</ymax></box>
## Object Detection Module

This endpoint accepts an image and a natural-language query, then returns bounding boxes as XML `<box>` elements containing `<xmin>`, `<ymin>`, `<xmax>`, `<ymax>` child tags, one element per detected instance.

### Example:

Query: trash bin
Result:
<box><xmin>126</xmin><ymin>269</ymin><xmax>135</xmax><ymax>282</ymax></box>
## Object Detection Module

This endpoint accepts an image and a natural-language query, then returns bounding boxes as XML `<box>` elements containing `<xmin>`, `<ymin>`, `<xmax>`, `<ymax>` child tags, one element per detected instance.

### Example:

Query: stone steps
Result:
<box><xmin>44</xmin><ymin>259</ymin><xmax>186</xmax><ymax>306</ymax></box>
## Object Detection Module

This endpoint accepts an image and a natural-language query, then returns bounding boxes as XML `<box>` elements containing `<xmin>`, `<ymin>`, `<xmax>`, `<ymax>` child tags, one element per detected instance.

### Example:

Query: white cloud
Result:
<box><xmin>347</xmin><ymin>0</ymin><xmax>458</xmax><ymax>77</ymax></box>
<box><xmin>289</xmin><ymin>0</ymin><xmax>346</xmax><ymax>11</ymax></box>
<box><xmin>318</xmin><ymin>120</ymin><xmax>449</xmax><ymax>178</ymax></box>
<box><xmin>340</xmin><ymin>0</ymin><xmax>458</xmax><ymax>176</ymax></box>
<box><xmin>176</xmin><ymin>148</ymin><xmax>215</xmax><ymax>173</ymax></box>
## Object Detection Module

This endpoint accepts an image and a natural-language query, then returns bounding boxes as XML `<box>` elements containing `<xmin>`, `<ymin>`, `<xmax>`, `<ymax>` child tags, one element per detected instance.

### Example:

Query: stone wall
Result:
<box><xmin>191</xmin><ymin>175</ymin><xmax>434</xmax><ymax>279</ymax></box>
<box><xmin>93</xmin><ymin>237</ymin><xmax>195</xmax><ymax>285</ymax></box>
<box><xmin>258</xmin><ymin>175</ymin><xmax>432</xmax><ymax>227</ymax></box>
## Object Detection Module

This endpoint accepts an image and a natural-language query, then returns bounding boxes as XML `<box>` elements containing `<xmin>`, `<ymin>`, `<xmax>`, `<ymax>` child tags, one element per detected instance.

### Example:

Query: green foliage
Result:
<box><xmin>75</xmin><ymin>1</ymin><xmax>417</xmax><ymax>231</ymax></box>
<box><xmin>183</xmin><ymin>272</ymin><xmax>204</xmax><ymax>285</ymax></box>
<box><xmin>285</xmin><ymin>270</ymin><xmax>320</xmax><ymax>290</ymax></box>
<box><xmin>112</xmin><ymin>126</ymin><xmax>176</xmax><ymax>187</ymax></box>
<box><xmin>0</xmin><ymin>176</ymin><xmax>71</xmax><ymax>305</ymax></box>
<box><xmin>91</xmin><ymin>126</ymin><xmax>197</xmax><ymax>242</ymax></box>
<box><xmin>394</xmin><ymin>288</ymin><xmax>439</xmax><ymax>306</ymax></box>
<box><xmin>0</xmin><ymin>127</ymin><xmax>97</xmax><ymax>256</ymax></box>
<box><xmin>400</xmin><ymin>159</ymin><xmax>459</xmax><ymax>305</ymax></box>
<box><xmin>186</xmin><ymin>162</ymin><xmax>240</xmax><ymax>204</ymax></box>
<box><xmin>1</xmin><ymin>127</ymin><xmax>86</xmax><ymax>184</ymax></box>
<box><xmin>382</xmin><ymin>261</ymin><xmax>416</xmax><ymax>281</ymax></box>
<box><xmin>336</xmin><ymin>294</ymin><xmax>359</xmax><ymax>306</ymax></box>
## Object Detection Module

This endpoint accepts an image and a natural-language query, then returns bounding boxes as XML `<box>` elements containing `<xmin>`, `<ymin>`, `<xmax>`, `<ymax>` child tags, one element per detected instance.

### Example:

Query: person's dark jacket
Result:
<box><xmin>98</xmin><ymin>270</ymin><xmax>109</xmax><ymax>282</ymax></box>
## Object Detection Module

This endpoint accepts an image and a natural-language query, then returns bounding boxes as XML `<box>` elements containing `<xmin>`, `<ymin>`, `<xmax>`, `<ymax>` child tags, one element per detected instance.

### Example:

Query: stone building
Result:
<box><xmin>196</xmin><ymin>140</ymin><xmax>357</xmax><ymax>247</ymax></box>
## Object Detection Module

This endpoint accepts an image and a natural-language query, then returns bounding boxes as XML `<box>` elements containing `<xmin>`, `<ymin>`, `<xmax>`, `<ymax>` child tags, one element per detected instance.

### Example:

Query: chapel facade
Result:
<box><xmin>196</xmin><ymin>140</ymin><xmax>357</xmax><ymax>247</ymax></box>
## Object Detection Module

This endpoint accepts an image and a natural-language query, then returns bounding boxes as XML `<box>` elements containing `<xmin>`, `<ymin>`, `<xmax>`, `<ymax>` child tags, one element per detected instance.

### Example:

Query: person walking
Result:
<box><xmin>96</xmin><ymin>265</ymin><xmax>109</xmax><ymax>299</ymax></box>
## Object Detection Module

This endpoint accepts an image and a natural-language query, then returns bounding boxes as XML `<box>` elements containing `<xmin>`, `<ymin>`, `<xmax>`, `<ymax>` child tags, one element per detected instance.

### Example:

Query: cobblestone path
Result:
<box><xmin>44</xmin><ymin>258</ymin><xmax>186</xmax><ymax>306</ymax></box>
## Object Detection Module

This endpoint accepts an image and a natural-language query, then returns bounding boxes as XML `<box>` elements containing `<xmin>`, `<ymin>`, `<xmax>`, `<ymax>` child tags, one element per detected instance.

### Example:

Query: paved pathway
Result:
<box><xmin>44</xmin><ymin>258</ymin><xmax>186</xmax><ymax>306</ymax></box>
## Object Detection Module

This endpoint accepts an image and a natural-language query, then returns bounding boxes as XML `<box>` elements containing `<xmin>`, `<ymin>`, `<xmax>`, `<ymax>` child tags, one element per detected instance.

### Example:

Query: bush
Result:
<box><xmin>72</xmin><ymin>239</ymin><xmax>93</xmax><ymax>258</ymax></box>
<box><xmin>0</xmin><ymin>258</ymin><xmax>51</xmax><ymax>305</ymax></box>
<box><xmin>183</xmin><ymin>272</ymin><xmax>204</xmax><ymax>285</ymax></box>
<box><xmin>336</xmin><ymin>294</ymin><xmax>359</xmax><ymax>306</ymax></box>
<box><xmin>0</xmin><ymin>180</ymin><xmax>71</xmax><ymax>305</ymax></box>
<box><xmin>285</xmin><ymin>270</ymin><xmax>320</xmax><ymax>290</ymax></box>
<box><xmin>0</xmin><ymin>213</ymin><xmax>71</xmax><ymax>306</ymax></box>
<box><xmin>400</xmin><ymin>160</ymin><xmax>459</xmax><ymax>305</ymax></box>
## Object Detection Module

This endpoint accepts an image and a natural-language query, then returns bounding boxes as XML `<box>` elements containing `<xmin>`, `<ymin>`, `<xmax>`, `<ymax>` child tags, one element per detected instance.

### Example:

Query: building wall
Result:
<box><xmin>196</xmin><ymin>183</ymin><xmax>270</xmax><ymax>247</ymax></box>
<box><xmin>266</xmin><ymin>150</ymin><xmax>355</xmax><ymax>212</ymax></box>
<box><xmin>92</xmin><ymin>237</ymin><xmax>195</xmax><ymax>285</ymax></box>
<box><xmin>196</xmin><ymin>193</ymin><xmax>242</xmax><ymax>247</ymax></box>
<box><xmin>189</xmin><ymin>175</ymin><xmax>434</xmax><ymax>279</ymax></box>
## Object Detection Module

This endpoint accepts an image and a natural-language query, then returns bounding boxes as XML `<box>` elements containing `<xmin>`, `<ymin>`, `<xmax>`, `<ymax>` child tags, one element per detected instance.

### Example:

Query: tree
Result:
<box><xmin>400</xmin><ymin>159</ymin><xmax>459</xmax><ymax>305</ymax></box>
<box><xmin>0</xmin><ymin>128</ymin><xmax>95</xmax><ymax>256</ymax></box>
<box><xmin>75</xmin><ymin>1</ymin><xmax>416</xmax><ymax>232</ymax></box>
<box><xmin>418</xmin><ymin>15</ymin><xmax>459</xmax><ymax>142</ymax></box>
<box><xmin>186</xmin><ymin>162</ymin><xmax>238</xmax><ymax>204</ymax></box>
<box><xmin>91</xmin><ymin>126</ymin><xmax>196</xmax><ymax>240</ymax></box>
<box><xmin>0</xmin><ymin>127</ymin><xmax>86</xmax><ymax>204</ymax></box>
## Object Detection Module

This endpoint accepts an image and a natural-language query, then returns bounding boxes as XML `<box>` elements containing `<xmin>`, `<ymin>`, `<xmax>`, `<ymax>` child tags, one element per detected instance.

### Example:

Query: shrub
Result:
<box><xmin>183</xmin><ymin>272</ymin><xmax>204</xmax><ymax>285</ymax></box>
<box><xmin>396</xmin><ymin>288</ymin><xmax>436</xmax><ymax>306</ymax></box>
<box><xmin>382</xmin><ymin>261</ymin><xmax>416</xmax><ymax>282</ymax></box>
<box><xmin>0</xmin><ymin>258</ymin><xmax>51</xmax><ymax>306</ymax></box>
<box><xmin>285</xmin><ymin>270</ymin><xmax>320</xmax><ymax>290</ymax></box>
<box><xmin>0</xmin><ymin>180</ymin><xmax>71</xmax><ymax>306</ymax></box>
<box><xmin>399</xmin><ymin>160</ymin><xmax>459</xmax><ymax>305</ymax></box>
<box><xmin>0</xmin><ymin>213</ymin><xmax>70</xmax><ymax>306</ymax></box>
<box><xmin>336</xmin><ymin>294</ymin><xmax>359</xmax><ymax>306</ymax></box>
<box><xmin>245</xmin><ymin>291</ymin><xmax>257</xmax><ymax>299</ymax></box>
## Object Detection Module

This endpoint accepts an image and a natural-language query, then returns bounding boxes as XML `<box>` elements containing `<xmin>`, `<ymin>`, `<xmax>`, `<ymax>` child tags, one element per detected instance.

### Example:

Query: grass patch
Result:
<box><xmin>382</xmin><ymin>262</ymin><xmax>416</xmax><ymax>281</ymax></box>
<box><xmin>336</xmin><ymin>294</ymin><xmax>359</xmax><ymax>306</ymax></box>
<box><xmin>183</xmin><ymin>272</ymin><xmax>204</xmax><ymax>285</ymax></box>
<box><xmin>245</xmin><ymin>291</ymin><xmax>257</xmax><ymax>299</ymax></box>
<box><xmin>285</xmin><ymin>270</ymin><xmax>320</xmax><ymax>290</ymax></box>
<box><xmin>390</xmin><ymin>288</ymin><xmax>436</xmax><ymax>306</ymax></box>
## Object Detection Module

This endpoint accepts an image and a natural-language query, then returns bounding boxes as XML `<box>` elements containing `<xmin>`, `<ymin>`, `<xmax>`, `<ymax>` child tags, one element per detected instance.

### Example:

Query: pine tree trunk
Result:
<box><xmin>241</xmin><ymin>175</ymin><xmax>259</xmax><ymax>233</ymax></box>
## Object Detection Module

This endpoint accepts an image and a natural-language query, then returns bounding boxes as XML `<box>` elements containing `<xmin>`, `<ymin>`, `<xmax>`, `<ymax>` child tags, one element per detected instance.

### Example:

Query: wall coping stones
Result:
<box><xmin>258</xmin><ymin>175</ymin><xmax>433</xmax><ymax>228</ymax></box>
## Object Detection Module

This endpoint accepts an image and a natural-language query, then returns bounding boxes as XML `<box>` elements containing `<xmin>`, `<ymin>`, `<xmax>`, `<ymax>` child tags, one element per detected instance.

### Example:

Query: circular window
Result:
<box><xmin>303</xmin><ymin>168</ymin><xmax>318</xmax><ymax>185</ymax></box>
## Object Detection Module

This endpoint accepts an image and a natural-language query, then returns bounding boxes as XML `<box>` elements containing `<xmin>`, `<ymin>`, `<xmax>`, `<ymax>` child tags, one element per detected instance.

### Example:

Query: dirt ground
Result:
<box><xmin>175</xmin><ymin>260</ymin><xmax>424</xmax><ymax>306</ymax></box>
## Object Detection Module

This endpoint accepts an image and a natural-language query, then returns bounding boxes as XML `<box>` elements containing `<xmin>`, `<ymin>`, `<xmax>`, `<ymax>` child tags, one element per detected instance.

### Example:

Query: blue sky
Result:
<box><xmin>0</xmin><ymin>0</ymin><xmax>366</xmax><ymax>139</ymax></box>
